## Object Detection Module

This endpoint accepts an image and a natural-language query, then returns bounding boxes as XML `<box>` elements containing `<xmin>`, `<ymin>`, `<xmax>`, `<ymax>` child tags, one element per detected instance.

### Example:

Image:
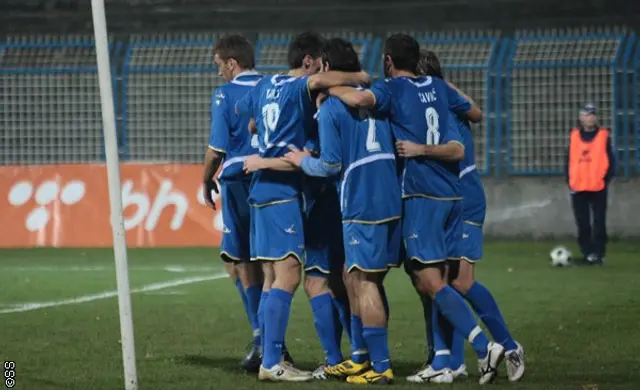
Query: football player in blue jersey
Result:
<box><xmin>285</xmin><ymin>37</ymin><xmax>401</xmax><ymax>385</ymax></box>
<box><xmin>237</xmin><ymin>32</ymin><xmax>369</xmax><ymax>382</ymax></box>
<box><xmin>202</xmin><ymin>35</ymin><xmax>265</xmax><ymax>373</ymax></box>
<box><xmin>415</xmin><ymin>50</ymin><xmax>525</xmax><ymax>383</ymax></box>
<box><xmin>327</xmin><ymin>33</ymin><xmax>504</xmax><ymax>385</ymax></box>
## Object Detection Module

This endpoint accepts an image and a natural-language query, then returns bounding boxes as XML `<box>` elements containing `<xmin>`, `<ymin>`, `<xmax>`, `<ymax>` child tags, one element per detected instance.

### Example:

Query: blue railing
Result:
<box><xmin>1</xmin><ymin>33</ymin><xmax>638</xmax><ymax>176</ymax></box>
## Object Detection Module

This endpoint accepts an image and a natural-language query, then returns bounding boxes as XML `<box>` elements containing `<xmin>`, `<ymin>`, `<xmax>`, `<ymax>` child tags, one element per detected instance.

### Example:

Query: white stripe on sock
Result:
<box><xmin>435</xmin><ymin>349</ymin><xmax>451</xmax><ymax>356</ymax></box>
<box><xmin>353</xmin><ymin>349</ymin><xmax>369</xmax><ymax>355</ymax></box>
<box><xmin>468</xmin><ymin>326</ymin><xmax>482</xmax><ymax>343</ymax></box>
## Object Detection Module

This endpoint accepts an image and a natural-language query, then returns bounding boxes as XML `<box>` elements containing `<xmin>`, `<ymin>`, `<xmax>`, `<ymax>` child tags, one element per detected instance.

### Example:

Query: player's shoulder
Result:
<box><xmin>269</xmin><ymin>73</ymin><xmax>305</xmax><ymax>86</ymax></box>
<box><xmin>321</xmin><ymin>96</ymin><xmax>350</xmax><ymax>116</ymax></box>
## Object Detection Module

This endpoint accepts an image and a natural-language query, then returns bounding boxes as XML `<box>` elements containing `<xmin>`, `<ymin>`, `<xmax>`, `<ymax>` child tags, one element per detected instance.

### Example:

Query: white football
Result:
<box><xmin>550</xmin><ymin>246</ymin><xmax>572</xmax><ymax>267</ymax></box>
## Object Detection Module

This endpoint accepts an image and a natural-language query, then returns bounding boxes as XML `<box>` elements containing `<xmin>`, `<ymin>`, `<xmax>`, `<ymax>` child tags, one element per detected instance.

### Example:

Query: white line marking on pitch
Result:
<box><xmin>0</xmin><ymin>273</ymin><xmax>227</xmax><ymax>315</ymax></box>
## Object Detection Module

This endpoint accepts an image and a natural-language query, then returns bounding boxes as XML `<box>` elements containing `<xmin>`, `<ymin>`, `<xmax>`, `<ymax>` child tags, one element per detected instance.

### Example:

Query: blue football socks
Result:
<box><xmin>311</xmin><ymin>293</ymin><xmax>343</xmax><ymax>366</ymax></box>
<box><xmin>262</xmin><ymin>288</ymin><xmax>293</xmax><ymax>369</ymax></box>
<box><xmin>430</xmin><ymin>303</ymin><xmax>452</xmax><ymax>370</ymax></box>
<box><xmin>258</xmin><ymin>291</ymin><xmax>269</xmax><ymax>352</ymax></box>
<box><xmin>350</xmin><ymin>314</ymin><xmax>369</xmax><ymax>363</ymax></box>
<box><xmin>362</xmin><ymin>327</ymin><xmax>391</xmax><ymax>373</ymax></box>
<box><xmin>332</xmin><ymin>296</ymin><xmax>351</xmax><ymax>343</ymax></box>
<box><xmin>450</xmin><ymin>331</ymin><xmax>465</xmax><ymax>370</ymax></box>
<box><xmin>245</xmin><ymin>284</ymin><xmax>262</xmax><ymax>346</ymax></box>
<box><xmin>434</xmin><ymin>286</ymin><xmax>489</xmax><ymax>359</ymax></box>
<box><xmin>465</xmin><ymin>281</ymin><xmax>518</xmax><ymax>351</ymax></box>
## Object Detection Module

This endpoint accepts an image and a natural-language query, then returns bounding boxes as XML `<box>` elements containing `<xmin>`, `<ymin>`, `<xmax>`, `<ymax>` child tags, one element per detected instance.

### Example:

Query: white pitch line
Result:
<box><xmin>0</xmin><ymin>273</ymin><xmax>228</xmax><ymax>314</ymax></box>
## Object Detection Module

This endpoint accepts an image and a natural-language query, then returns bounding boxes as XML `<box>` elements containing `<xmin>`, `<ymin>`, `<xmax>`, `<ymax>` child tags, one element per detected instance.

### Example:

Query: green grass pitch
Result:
<box><xmin>2</xmin><ymin>241</ymin><xmax>640</xmax><ymax>390</ymax></box>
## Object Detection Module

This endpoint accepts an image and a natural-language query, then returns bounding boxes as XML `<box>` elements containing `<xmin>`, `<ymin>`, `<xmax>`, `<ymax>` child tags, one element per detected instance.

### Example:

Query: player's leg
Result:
<box><xmin>303</xmin><ymin>201</ymin><xmax>344</xmax><ymax>374</ymax></box>
<box><xmin>451</xmin><ymin>221</ymin><xmax>525</xmax><ymax>382</ymax></box>
<box><xmin>403</xmin><ymin>257</ymin><xmax>436</xmax><ymax>368</ymax></box>
<box><xmin>254</xmin><ymin>200</ymin><xmax>311</xmax><ymax>381</ymax></box>
<box><xmin>304</xmin><ymin>271</ymin><xmax>344</xmax><ymax>371</ymax></box>
<box><xmin>343</xmin><ymin>221</ymin><xmax>398</xmax><ymax>385</ymax></box>
<box><xmin>404</xmin><ymin>197</ymin><xmax>502</xmax><ymax>385</ymax></box>
<box><xmin>220</xmin><ymin>181</ymin><xmax>263</xmax><ymax>371</ymax></box>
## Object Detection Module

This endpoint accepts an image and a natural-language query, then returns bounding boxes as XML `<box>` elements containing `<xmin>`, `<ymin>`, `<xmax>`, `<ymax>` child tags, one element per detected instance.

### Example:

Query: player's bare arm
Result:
<box><xmin>396</xmin><ymin>140</ymin><xmax>465</xmax><ymax>161</ymax></box>
<box><xmin>248</xmin><ymin>118</ymin><xmax>257</xmax><ymax>133</ymax></box>
<box><xmin>307</xmin><ymin>71</ymin><xmax>370</xmax><ymax>92</ymax></box>
<box><xmin>243</xmin><ymin>154</ymin><xmax>299</xmax><ymax>174</ymax></box>
<box><xmin>327</xmin><ymin>86</ymin><xmax>375</xmax><ymax>108</ymax></box>
<box><xmin>447</xmin><ymin>81</ymin><xmax>483</xmax><ymax>123</ymax></box>
<box><xmin>202</xmin><ymin>147</ymin><xmax>222</xmax><ymax>209</ymax></box>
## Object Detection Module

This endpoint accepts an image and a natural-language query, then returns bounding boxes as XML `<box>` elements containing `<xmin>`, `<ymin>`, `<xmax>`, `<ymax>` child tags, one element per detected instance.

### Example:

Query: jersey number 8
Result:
<box><xmin>425</xmin><ymin>107</ymin><xmax>440</xmax><ymax>145</ymax></box>
<box><xmin>262</xmin><ymin>102</ymin><xmax>280</xmax><ymax>145</ymax></box>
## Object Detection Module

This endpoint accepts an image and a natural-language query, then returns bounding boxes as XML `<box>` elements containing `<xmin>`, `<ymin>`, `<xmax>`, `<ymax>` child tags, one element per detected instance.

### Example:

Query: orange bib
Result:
<box><xmin>568</xmin><ymin>128</ymin><xmax>610</xmax><ymax>192</ymax></box>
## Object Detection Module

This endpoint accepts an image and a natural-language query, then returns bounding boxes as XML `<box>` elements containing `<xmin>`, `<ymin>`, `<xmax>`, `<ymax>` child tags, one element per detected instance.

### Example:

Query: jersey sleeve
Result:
<box><xmin>208</xmin><ymin>88</ymin><xmax>230</xmax><ymax>153</ymax></box>
<box><xmin>370</xmin><ymin>80</ymin><xmax>392</xmax><ymax>115</ymax></box>
<box><xmin>317</xmin><ymin>104</ymin><xmax>343</xmax><ymax>169</ymax></box>
<box><xmin>443</xmin><ymin>114</ymin><xmax>464</xmax><ymax>146</ymax></box>
<box><xmin>445</xmin><ymin>83</ymin><xmax>472</xmax><ymax>116</ymax></box>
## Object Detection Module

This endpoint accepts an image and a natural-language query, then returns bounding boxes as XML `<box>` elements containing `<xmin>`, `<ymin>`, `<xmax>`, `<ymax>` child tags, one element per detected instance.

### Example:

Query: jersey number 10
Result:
<box><xmin>262</xmin><ymin>102</ymin><xmax>280</xmax><ymax>145</ymax></box>
<box><xmin>425</xmin><ymin>107</ymin><xmax>441</xmax><ymax>145</ymax></box>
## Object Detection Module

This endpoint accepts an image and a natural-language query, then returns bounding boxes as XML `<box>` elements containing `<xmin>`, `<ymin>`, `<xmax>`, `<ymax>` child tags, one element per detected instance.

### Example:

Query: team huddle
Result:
<box><xmin>202</xmin><ymin>32</ymin><xmax>525</xmax><ymax>385</ymax></box>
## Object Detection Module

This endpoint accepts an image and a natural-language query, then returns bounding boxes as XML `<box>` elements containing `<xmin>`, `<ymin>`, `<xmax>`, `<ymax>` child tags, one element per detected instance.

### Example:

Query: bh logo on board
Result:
<box><xmin>7</xmin><ymin>180</ymin><xmax>86</xmax><ymax>231</ymax></box>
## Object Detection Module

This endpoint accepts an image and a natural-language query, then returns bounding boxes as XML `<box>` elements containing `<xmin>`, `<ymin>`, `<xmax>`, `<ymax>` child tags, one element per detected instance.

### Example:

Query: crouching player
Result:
<box><xmin>285</xmin><ymin>37</ymin><xmax>401</xmax><ymax>385</ymax></box>
<box><xmin>202</xmin><ymin>35</ymin><xmax>265</xmax><ymax>372</ymax></box>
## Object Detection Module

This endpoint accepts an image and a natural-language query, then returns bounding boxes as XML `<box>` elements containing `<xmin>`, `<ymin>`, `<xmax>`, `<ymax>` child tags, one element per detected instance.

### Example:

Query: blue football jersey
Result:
<box><xmin>237</xmin><ymin>74</ymin><xmax>316</xmax><ymax>205</ymax></box>
<box><xmin>370</xmin><ymin>76</ymin><xmax>471</xmax><ymax>199</ymax></box>
<box><xmin>318</xmin><ymin>96</ymin><xmax>401</xmax><ymax>224</ymax></box>
<box><xmin>208</xmin><ymin>72</ymin><xmax>263</xmax><ymax>181</ymax></box>
<box><xmin>457</xmin><ymin>117</ymin><xmax>487</xmax><ymax>224</ymax></box>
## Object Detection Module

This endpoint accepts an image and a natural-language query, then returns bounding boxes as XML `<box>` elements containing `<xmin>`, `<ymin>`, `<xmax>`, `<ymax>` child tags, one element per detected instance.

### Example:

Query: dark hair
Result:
<box><xmin>417</xmin><ymin>49</ymin><xmax>444</xmax><ymax>79</ymax></box>
<box><xmin>213</xmin><ymin>35</ymin><xmax>255</xmax><ymax>69</ymax></box>
<box><xmin>321</xmin><ymin>38</ymin><xmax>361</xmax><ymax>72</ymax></box>
<box><xmin>384</xmin><ymin>33</ymin><xmax>420</xmax><ymax>73</ymax></box>
<box><xmin>288</xmin><ymin>32</ymin><xmax>325</xmax><ymax>69</ymax></box>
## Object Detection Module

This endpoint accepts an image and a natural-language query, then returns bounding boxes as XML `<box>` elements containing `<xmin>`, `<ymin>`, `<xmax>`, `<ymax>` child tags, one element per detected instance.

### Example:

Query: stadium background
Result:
<box><xmin>1</xmin><ymin>0</ymin><xmax>639</xmax><ymax>247</ymax></box>
<box><xmin>3</xmin><ymin>3</ymin><xmax>640</xmax><ymax>390</ymax></box>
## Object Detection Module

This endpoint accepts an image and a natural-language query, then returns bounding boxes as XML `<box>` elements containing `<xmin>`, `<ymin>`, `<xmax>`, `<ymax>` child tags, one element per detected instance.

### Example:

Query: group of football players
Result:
<box><xmin>202</xmin><ymin>31</ymin><xmax>526</xmax><ymax>385</ymax></box>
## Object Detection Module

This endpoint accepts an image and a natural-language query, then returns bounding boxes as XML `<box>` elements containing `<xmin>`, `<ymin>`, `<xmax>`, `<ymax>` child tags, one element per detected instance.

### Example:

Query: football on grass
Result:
<box><xmin>550</xmin><ymin>246</ymin><xmax>571</xmax><ymax>267</ymax></box>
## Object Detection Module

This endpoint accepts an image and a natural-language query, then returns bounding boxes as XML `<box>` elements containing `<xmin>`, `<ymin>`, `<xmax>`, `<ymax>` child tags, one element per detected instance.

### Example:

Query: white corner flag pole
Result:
<box><xmin>90</xmin><ymin>1</ymin><xmax>138</xmax><ymax>389</ymax></box>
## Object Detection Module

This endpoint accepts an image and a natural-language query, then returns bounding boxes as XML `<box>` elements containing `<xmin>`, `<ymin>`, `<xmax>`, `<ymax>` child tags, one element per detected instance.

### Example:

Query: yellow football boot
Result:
<box><xmin>346</xmin><ymin>368</ymin><xmax>394</xmax><ymax>385</ymax></box>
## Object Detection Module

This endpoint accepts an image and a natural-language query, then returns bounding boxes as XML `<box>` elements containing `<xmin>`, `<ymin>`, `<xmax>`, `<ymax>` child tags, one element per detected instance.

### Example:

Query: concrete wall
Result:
<box><xmin>484</xmin><ymin>177</ymin><xmax>639</xmax><ymax>239</ymax></box>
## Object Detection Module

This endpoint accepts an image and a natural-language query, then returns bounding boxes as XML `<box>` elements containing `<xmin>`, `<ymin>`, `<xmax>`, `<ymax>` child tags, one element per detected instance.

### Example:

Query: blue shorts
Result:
<box><xmin>343</xmin><ymin>219</ymin><xmax>401</xmax><ymax>273</ymax></box>
<box><xmin>304</xmin><ymin>187</ymin><xmax>344</xmax><ymax>276</ymax></box>
<box><xmin>403</xmin><ymin>197</ymin><xmax>462</xmax><ymax>264</ymax></box>
<box><xmin>250</xmin><ymin>199</ymin><xmax>305</xmax><ymax>262</ymax></box>
<box><xmin>445</xmin><ymin>200</ymin><xmax>463</xmax><ymax>260</ymax></box>
<box><xmin>459</xmin><ymin>221</ymin><xmax>483</xmax><ymax>262</ymax></box>
<box><xmin>220</xmin><ymin>180</ymin><xmax>251</xmax><ymax>262</ymax></box>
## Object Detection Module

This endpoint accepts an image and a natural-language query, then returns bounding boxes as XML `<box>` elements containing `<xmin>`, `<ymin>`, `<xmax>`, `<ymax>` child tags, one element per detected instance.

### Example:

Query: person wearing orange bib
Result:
<box><xmin>565</xmin><ymin>104</ymin><xmax>616</xmax><ymax>265</ymax></box>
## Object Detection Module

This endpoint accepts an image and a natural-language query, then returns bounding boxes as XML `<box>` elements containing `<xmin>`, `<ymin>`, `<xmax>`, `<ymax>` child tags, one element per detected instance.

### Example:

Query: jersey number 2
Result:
<box><xmin>262</xmin><ymin>102</ymin><xmax>280</xmax><ymax>145</ymax></box>
<box><xmin>366</xmin><ymin>118</ymin><xmax>381</xmax><ymax>152</ymax></box>
<box><xmin>425</xmin><ymin>107</ymin><xmax>441</xmax><ymax>145</ymax></box>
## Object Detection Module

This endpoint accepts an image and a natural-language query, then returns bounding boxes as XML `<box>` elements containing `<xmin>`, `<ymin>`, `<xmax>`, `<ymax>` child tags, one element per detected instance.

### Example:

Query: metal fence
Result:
<box><xmin>1</xmin><ymin>31</ymin><xmax>638</xmax><ymax>176</ymax></box>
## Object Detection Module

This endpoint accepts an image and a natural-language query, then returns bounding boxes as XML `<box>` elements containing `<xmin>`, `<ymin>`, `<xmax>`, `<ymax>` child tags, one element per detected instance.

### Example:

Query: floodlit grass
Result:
<box><xmin>2</xmin><ymin>242</ymin><xmax>640</xmax><ymax>389</ymax></box>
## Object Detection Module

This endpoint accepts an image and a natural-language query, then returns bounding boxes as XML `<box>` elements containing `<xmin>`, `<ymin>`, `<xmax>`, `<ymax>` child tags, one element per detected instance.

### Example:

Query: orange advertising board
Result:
<box><xmin>0</xmin><ymin>164</ymin><xmax>222</xmax><ymax>248</ymax></box>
